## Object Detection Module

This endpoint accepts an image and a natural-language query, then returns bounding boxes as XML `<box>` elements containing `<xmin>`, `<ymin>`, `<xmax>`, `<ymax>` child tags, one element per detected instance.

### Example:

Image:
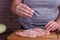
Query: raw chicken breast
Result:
<box><xmin>33</xmin><ymin>28</ymin><xmax>50</xmax><ymax>36</ymax></box>
<box><xmin>16</xmin><ymin>30</ymin><xmax>37</xmax><ymax>38</ymax></box>
<box><xmin>16</xmin><ymin>28</ymin><xmax>50</xmax><ymax>38</ymax></box>
<box><xmin>32</xmin><ymin>28</ymin><xmax>46</xmax><ymax>36</ymax></box>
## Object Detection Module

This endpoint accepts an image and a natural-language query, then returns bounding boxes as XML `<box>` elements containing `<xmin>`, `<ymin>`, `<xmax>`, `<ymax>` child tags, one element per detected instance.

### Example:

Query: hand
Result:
<box><xmin>45</xmin><ymin>20</ymin><xmax>59</xmax><ymax>31</ymax></box>
<box><xmin>11</xmin><ymin>3</ymin><xmax>34</xmax><ymax>18</ymax></box>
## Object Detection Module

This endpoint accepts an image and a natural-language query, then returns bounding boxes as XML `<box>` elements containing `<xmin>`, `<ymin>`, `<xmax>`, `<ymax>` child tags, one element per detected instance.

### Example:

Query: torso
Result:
<box><xmin>19</xmin><ymin>0</ymin><xmax>60</xmax><ymax>29</ymax></box>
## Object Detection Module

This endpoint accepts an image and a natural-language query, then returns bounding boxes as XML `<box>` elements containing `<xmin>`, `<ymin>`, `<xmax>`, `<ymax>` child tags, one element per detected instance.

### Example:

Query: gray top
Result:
<box><xmin>19</xmin><ymin>0</ymin><xmax>60</xmax><ymax>29</ymax></box>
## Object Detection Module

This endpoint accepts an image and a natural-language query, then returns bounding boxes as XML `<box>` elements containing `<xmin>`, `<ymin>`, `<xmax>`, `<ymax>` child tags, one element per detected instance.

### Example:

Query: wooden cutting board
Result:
<box><xmin>7</xmin><ymin>30</ymin><xmax>59</xmax><ymax>40</ymax></box>
<box><xmin>57</xmin><ymin>32</ymin><xmax>60</xmax><ymax>39</ymax></box>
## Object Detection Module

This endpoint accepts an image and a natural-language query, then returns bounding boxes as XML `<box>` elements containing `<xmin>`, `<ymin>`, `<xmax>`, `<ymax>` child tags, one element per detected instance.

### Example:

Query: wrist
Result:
<box><xmin>11</xmin><ymin>0</ymin><xmax>22</xmax><ymax>13</ymax></box>
<box><xmin>58</xmin><ymin>26</ymin><xmax>60</xmax><ymax>31</ymax></box>
<box><xmin>12</xmin><ymin>0</ymin><xmax>22</xmax><ymax>5</ymax></box>
<box><xmin>56</xmin><ymin>21</ymin><xmax>60</xmax><ymax>31</ymax></box>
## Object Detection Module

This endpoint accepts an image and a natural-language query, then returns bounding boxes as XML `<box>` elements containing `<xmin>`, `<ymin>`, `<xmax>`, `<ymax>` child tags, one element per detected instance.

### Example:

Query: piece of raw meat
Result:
<box><xmin>16</xmin><ymin>29</ymin><xmax>37</xmax><ymax>38</ymax></box>
<box><xmin>32</xmin><ymin>28</ymin><xmax>46</xmax><ymax>36</ymax></box>
<box><xmin>33</xmin><ymin>28</ymin><xmax>50</xmax><ymax>36</ymax></box>
<box><xmin>16</xmin><ymin>28</ymin><xmax>50</xmax><ymax>38</ymax></box>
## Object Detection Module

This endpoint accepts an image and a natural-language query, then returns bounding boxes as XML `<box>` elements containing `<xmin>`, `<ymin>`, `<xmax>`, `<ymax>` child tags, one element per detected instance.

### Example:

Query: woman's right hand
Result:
<box><xmin>11</xmin><ymin>2</ymin><xmax>34</xmax><ymax>18</ymax></box>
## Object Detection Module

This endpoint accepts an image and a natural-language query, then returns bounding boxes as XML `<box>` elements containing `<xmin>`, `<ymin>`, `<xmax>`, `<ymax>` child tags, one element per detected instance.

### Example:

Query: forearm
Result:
<box><xmin>56</xmin><ymin>15</ymin><xmax>60</xmax><ymax>25</ymax></box>
<box><xmin>56</xmin><ymin>6</ymin><xmax>60</xmax><ymax>25</ymax></box>
<box><xmin>13</xmin><ymin>0</ymin><xmax>22</xmax><ymax>5</ymax></box>
<box><xmin>56</xmin><ymin>15</ymin><xmax>60</xmax><ymax>30</ymax></box>
<box><xmin>11</xmin><ymin>0</ymin><xmax>22</xmax><ymax>13</ymax></box>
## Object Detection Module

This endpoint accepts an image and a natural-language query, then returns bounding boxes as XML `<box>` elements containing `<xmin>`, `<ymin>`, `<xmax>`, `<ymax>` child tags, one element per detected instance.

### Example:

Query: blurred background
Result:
<box><xmin>0</xmin><ymin>0</ymin><xmax>20</xmax><ymax>40</ymax></box>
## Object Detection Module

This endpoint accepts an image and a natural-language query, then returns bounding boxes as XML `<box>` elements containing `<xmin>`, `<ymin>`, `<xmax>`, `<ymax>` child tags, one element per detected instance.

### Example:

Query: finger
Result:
<box><xmin>16</xmin><ymin>6</ymin><xmax>33</xmax><ymax>15</ymax></box>
<box><xmin>17</xmin><ymin>8</ymin><xmax>33</xmax><ymax>16</ymax></box>
<box><xmin>17</xmin><ymin>11</ymin><xmax>32</xmax><ymax>18</ymax></box>
<box><xmin>45</xmin><ymin>20</ymin><xmax>54</xmax><ymax>28</ymax></box>
<box><xmin>44</xmin><ymin>30</ymin><xmax>50</xmax><ymax>35</ymax></box>
<box><xmin>47</xmin><ymin>22</ymin><xmax>57</xmax><ymax>31</ymax></box>
<box><xmin>16</xmin><ymin>9</ymin><xmax>32</xmax><ymax>18</ymax></box>
<box><xmin>51</xmin><ymin>23</ymin><xmax>58</xmax><ymax>31</ymax></box>
<box><xmin>47</xmin><ymin>25</ymin><xmax>56</xmax><ymax>31</ymax></box>
<box><xmin>47</xmin><ymin>22</ymin><xmax>56</xmax><ymax>30</ymax></box>
<box><xmin>19</xmin><ymin>3</ymin><xmax>34</xmax><ymax>13</ymax></box>
<box><xmin>51</xmin><ymin>27</ymin><xmax>58</xmax><ymax>31</ymax></box>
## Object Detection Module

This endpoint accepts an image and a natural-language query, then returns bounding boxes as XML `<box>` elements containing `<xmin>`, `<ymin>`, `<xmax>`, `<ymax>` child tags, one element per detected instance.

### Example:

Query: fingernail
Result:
<box><xmin>32</xmin><ymin>10</ymin><xmax>34</xmax><ymax>13</ymax></box>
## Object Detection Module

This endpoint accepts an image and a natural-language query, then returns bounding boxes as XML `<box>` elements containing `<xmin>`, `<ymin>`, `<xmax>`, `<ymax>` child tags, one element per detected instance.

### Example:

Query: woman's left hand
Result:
<box><xmin>45</xmin><ymin>20</ymin><xmax>59</xmax><ymax>31</ymax></box>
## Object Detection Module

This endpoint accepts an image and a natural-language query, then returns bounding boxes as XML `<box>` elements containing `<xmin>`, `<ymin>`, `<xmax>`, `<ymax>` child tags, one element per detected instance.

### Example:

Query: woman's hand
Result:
<box><xmin>45</xmin><ymin>20</ymin><xmax>60</xmax><ymax>31</ymax></box>
<box><xmin>11</xmin><ymin>2</ymin><xmax>34</xmax><ymax>18</ymax></box>
<box><xmin>16</xmin><ymin>3</ymin><xmax>34</xmax><ymax>18</ymax></box>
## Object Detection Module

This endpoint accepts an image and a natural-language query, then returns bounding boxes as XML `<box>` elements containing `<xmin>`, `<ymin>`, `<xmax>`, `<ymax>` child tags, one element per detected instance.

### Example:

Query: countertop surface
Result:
<box><xmin>7</xmin><ymin>30</ymin><xmax>60</xmax><ymax>40</ymax></box>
